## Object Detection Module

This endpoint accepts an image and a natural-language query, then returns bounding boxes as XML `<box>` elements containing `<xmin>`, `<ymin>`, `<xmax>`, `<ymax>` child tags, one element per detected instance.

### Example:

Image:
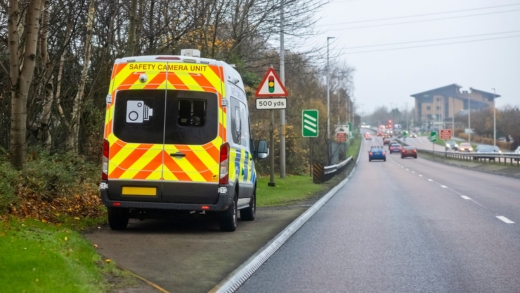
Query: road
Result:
<box><xmin>237</xmin><ymin>135</ymin><xmax>520</xmax><ymax>293</ymax></box>
<box><xmin>402</xmin><ymin>135</ymin><xmax>447</xmax><ymax>151</ymax></box>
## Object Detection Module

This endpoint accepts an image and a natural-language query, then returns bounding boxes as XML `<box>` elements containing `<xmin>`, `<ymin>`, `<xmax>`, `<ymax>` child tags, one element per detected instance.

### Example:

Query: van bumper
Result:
<box><xmin>99</xmin><ymin>184</ymin><xmax>235</xmax><ymax>212</ymax></box>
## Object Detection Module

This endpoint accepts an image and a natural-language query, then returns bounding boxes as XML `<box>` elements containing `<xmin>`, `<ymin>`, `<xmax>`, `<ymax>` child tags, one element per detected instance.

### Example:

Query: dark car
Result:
<box><xmin>383</xmin><ymin>137</ymin><xmax>392</xmax><ymax>145</ymax></box>
<box><xmin>369</xmin><ymin>146</ymin><xmax>386</xmax><ymax>162</ymax></box>
<box><xmin>473</xmin><ymin>145</ymin><xmax>501</xmax><ymax>161</ymax></box>
<box><xmin>401</xmin><ymin>146</ymin><xmax>417</xmax><ymax>159</ymax></box>
<box><xmin>445</xmin><ymin>140</ymin><xmax>459</xmax><ymax>151</ymax></box>
<box><xmin>388</xmin><ymin>143</ymin><xmax>403</xmax><ymax>153</ymax></box>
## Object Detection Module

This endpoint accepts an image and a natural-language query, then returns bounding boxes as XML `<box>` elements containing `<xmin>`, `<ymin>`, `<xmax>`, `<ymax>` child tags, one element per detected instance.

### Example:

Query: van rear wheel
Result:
<box><xmin>219</xmin><ymin>194</ymin><xmax>237</xmax><ymax>232</ymax></box>
<box><xmin>240</xmin><ymin>188</ymin><xmax>256</xmax><ymax>221</ymax></box>
<box><xmin>107</xmin><ymin>207</ymin><xmax>129</xmax><ymax>230</ymax></box>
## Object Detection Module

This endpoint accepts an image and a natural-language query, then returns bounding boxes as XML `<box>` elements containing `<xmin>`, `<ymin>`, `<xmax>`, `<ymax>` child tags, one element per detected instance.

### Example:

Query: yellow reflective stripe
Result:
<box><xmin>240</xmin><ymin>149</ymin><xmax>246</xmax><ymax>183</ymax></box>
<box><xmin>174</xmin><ymin>158</ymin><xmax>205</xmax><ymax>181</ymax></box>
<box><xmin>173</xmin><ymin>73</ymin><xmax>205</xmax><ymax>92</ymax></box>
<box><xmin>203</xmin><ymin>69</ymin><xmax>223</xmax><ymax>94</ymax></box>
<box><xmin>129</xmin><ymin>71</ymin><xmax>165</xmax><ymax>90</ymax></box>
<box><xmin>229</xmin><ymin>150</ymin><xmax>237</xmax><ymax>181</ymax></box>
<box><xmin>162</xmin><ymin>169</ymin><xmax>178</xmax><ymax>181</ymax></box>
<box><xmin>190</xmin><ymin>145</ymin><xmax>218</xmax><ymax>166</ymax></box>
<box><xmin>118</xmin><ymin>148</ymin><xmax>163</xmax><ymax>179</ymax></box>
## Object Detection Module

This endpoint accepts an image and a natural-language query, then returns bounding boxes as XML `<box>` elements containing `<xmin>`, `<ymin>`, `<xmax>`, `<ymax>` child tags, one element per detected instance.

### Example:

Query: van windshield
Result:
<box><xmin>113</xmin><ymin>89</ymin><xmax>218</xmax><ymax>145</ymax></box>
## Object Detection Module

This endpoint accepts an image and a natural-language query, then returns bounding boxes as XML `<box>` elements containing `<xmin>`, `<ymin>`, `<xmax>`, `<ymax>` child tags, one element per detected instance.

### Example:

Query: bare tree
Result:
<box><xmin>8</xmin><ymin>0</ymin><xmax>43</xmax><ymax>169</ymax></box>
<box><xmin>37</xmin><ymin>0</ymin><xmax>53</xmax><ymax>148</ymax></box>
<box><xmin>67</xmin><ymin>0</ymin><xmax>95</xmax><ymax>153</ymax></box>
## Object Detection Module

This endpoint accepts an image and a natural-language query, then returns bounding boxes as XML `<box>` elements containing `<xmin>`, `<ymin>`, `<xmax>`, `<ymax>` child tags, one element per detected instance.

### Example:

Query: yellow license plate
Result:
<box><xmin>122</xmin><ymin>187</ymin><xmax>157</xmax><ymax>196</ymax></box>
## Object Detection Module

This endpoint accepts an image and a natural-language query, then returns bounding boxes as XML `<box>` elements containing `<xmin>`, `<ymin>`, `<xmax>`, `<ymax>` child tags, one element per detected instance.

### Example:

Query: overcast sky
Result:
<box><xmin>308</xmin><ymin>0</ymin><xmax>520</xmax><ymax>116</ymax></box>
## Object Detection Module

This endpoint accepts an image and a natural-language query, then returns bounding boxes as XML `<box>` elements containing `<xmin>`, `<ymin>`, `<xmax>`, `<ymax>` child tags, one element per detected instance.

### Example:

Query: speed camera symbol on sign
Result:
<box><xmin>126</xmin><ymin>100</ymin><xmax>154</xmax><ymax>123</ymax></box>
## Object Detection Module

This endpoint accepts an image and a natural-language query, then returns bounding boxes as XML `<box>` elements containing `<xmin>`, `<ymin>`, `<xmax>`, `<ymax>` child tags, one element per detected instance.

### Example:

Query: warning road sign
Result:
<box><xmin>255</xmin><ymin>68</ymin><xmax>288</xmax><ymax>97</ymax></box>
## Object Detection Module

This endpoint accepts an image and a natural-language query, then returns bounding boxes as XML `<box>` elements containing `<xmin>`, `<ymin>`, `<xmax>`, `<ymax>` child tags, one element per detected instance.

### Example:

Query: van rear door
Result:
<box><xmin>106</xmin><ymin>61</ymin><xmax>224</xmax><ymax>203</ymax></box>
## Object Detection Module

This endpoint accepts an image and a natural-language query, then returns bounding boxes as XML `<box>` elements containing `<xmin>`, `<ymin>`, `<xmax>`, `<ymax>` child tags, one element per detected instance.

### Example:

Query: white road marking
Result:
<box><xmin>411</xmin><ymin>171</ymin><xmax>415</xmax><ymax>174</ymax></box>
<box><xmin>406</xmin><ymin>169</ymin><xmax>409</xmax><ymax>171</ymax></box>
<box><xmin>496</xmin><ymin>216</ymin><xmax>515</xmax><ymax>224</ymax></box>
<box><xmin>461</xmin><ymin>196</ymin><xmax>471</xmax><ymax>200</ymax></box>
<box><xmin>441</xmin><ymin>185</ymin><xmax>448</xmax><ymax>188</ymax></box>
<box><xmin>428</xmin><ymin>179</ymin><xmax>433</xmax><ymax>182</ymax></box>
<box><xmin>419</xmin><ymin>175</ymin><xmax>423</xmax><ymax>177</ymax></box>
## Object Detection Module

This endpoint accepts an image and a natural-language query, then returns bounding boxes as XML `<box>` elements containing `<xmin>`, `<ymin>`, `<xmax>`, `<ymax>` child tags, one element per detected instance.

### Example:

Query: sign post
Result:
<box><xmin>255</xmin><ymin>68</ymin><xmax>288</xmax><ymax>187</ymax></box>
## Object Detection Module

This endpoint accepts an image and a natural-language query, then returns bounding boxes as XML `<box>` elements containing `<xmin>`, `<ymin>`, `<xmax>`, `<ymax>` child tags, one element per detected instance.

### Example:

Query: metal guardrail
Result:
<box><xmin>417</xmin><ymin>149</ymin><xmax>520</xmax><ymax>165</ymax></box>
<box><xmin>313</xmin><ymin>156</ymin><xmax>353</xmax><ymax>184</ymax></box>
<box><xmin>396</xmin><ymin>138</ymin><xmax>520</xmax><ymax>166</ymax></box>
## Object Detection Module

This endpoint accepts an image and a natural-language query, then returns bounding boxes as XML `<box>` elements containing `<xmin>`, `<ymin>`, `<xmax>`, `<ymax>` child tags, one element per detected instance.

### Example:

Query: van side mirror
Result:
<box><xmin>256</xmin><ymin>140</ymin><xmax>269</xmax><ymax>159</ymax></box>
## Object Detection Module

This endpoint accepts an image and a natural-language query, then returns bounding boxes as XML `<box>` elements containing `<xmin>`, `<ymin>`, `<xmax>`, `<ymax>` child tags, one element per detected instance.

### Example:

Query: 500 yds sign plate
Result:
<box><xmin>255</xmin><ymin>98</ymin><xmax>287</xmax><ymax>110</ymax></box>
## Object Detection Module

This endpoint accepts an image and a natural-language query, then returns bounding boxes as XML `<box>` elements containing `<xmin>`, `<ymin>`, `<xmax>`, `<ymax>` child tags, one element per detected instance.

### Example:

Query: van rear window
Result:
<box><xmin>113</xmin><ymin>90</ymin><xmax>218</xmax><ymax>145</ymax></box>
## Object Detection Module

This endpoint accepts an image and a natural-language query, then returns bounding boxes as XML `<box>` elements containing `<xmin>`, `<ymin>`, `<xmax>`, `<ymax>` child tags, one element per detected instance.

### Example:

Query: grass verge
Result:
<box><xmin>256</xmin><ymin>134</ymin><xmax>361</xmax><ymax>207</ymax></box>
<box><xmin>0</xmin><ymin>217</ymin><xmax>136</xmax><ymax>293</ymax></box>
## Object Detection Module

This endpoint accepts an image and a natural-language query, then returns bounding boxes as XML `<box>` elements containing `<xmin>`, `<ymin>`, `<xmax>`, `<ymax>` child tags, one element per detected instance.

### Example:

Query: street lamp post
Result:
<box><xmin>468</xmin><ymin>96</ymin><xmax>471</xmax><ymax>144</ymax></box>
<box><xmin>326</xmin><ymin>36</ymin><xmax>334</xmax><ymax>164</ymax></box>
<box><xmin>492</xmin><ymin>88</ymin><xmax>496</xmax><ymax>146</ymax></box>
<box><xmin>451</xmin><ymin>98</ymin><xmax>455</xmax><ymax>137</ymax></box>
<box><xmin>326</xmin><ymin>37</ymin><xmax>334</xmax><ymax>140</ymax></box>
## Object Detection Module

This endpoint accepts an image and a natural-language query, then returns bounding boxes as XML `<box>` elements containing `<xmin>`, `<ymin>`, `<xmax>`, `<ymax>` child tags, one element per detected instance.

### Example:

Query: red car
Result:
<box><xmin>388</xmin><ymin>143</ymin><xmax>402</xmax><ymax>153</ymax></box>
<box><xmin>401</xmin><ymin>146</ymin><xmax>418</xmax><ymax>158</ymax></box>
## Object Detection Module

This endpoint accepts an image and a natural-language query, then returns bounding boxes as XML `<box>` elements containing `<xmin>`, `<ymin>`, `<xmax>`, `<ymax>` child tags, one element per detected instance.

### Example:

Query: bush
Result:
<box><xmin>1</xmin><ymin>150</ymin><xmax>104</xmax><ymax>222</ymax></box>
<box><xmin>0</xmin><ymin>160</ymin><xmax>19</xmax><ymax>214</ymax></box>
<box><xmin>21</xmin><ymin>151</ymin><xmax>99</xmax><ymax>201</ymax></box>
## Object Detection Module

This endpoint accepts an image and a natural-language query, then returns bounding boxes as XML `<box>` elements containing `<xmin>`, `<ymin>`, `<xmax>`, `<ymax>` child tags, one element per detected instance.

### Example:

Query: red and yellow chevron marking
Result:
<box><xmin>104</xmin><ymin>60</ymin><xmax>227</xmax><ymax>183</ymax></box>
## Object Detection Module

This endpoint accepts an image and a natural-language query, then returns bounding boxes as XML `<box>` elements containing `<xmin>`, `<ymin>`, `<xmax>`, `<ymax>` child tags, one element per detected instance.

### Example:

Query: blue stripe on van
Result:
<box><xmin>243</xmin><ymin>151</ymin><xmax>249</xmax><ymax>181</ymax></box>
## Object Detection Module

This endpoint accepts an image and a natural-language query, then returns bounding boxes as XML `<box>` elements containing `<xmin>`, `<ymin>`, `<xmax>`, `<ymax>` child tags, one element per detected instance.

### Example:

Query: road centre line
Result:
<box><xmin>461</xmin><ymin>196</ymin><xmax>471</xmax><ymax>200</ymax></box>
<box><xmin>496</xmin><ymin>216</ymin><xmax>515</xmax><ymax>224</ymax></box>
<box><xmin>428</xmin><ymin>179</ymin><xmax>433</xmax><ymax>182</ymax></box>
<box><xmin>441</xmin><ymin>185</ymin><xmax>448</xmax><ymax>188</ymax></box>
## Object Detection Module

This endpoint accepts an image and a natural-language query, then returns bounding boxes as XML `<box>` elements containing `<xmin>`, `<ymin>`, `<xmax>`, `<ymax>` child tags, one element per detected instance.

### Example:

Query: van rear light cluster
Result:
<box><xmin>102</xmin><ymin>139</ymin><xmax>109</xmax><ymax>180</ymax></box>
<box><xmin>219</xmin><ymin>143</ymin><xmax>230</xmax><ymax>184</ymax></box>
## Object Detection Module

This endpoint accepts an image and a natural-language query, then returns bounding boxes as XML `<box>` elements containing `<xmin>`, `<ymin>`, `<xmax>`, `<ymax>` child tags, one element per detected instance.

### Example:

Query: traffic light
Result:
<box><xmin>268</xmin><ymin>76</ymin><xmax>275</xmax><ymax>93</ymax></box>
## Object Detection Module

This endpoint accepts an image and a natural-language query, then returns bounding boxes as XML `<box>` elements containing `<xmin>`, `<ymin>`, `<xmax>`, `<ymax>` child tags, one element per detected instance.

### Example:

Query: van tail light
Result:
<box><xmin>219</xmin><ymin>143</ymin><xmax>230</xmax><ymax>185</ymax></box>
<box><xmin>102</xmin><ymin>139</ymin><xmax>109</xmax><ymax>180</ymax></box>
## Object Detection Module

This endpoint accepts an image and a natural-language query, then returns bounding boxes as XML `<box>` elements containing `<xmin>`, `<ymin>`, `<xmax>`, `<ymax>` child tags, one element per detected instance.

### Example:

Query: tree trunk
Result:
<box><xmin>55</xmin><ymin>19</ymin><xmax>72</xmax><ymax>130</ymax></box>
<box><xmin>9</xmin><ymin>0</ymin><xmax>43</xmax><ymax>170</ymax></box>
<box><xmin>38</xmin><ymin>0</ymin><xmax>53</xmax><ymax>149</ymax></box>
<box><xmin>67</xmin><ymin>0</ymin><xmax>95</xmax><ymax>154</ymax></box>
<box><xmin>126</xmin><ymin>0</ymin><xmax>137</xmax><ymax>56</ymax></box>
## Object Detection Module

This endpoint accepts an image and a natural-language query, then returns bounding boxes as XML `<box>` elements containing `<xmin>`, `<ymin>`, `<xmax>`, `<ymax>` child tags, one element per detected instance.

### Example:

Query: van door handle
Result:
<box><xmin>170</xmin><ymin>152</ymin><xmax>186</xmax><ymax>158</ymax></box>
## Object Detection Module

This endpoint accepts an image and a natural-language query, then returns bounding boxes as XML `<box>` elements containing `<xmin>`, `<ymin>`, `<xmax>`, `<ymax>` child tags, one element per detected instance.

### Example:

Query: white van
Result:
<box><xmin>100</xmin><ymin>50</ymin><xmax>268</xmax><ymax>231</ymax></box>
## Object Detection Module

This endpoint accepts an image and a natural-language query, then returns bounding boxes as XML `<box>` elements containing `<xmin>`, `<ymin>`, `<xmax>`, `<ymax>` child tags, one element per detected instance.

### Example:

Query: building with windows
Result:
<box><xmin>411</xmin><ymin>84</ymin><xmax>499</xmax><ymax>127</ymax></box>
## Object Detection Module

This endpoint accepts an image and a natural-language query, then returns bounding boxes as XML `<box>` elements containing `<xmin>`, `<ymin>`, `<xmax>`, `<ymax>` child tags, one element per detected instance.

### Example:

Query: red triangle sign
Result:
<box><xmin>255</xmin><ymin>68</ymin><xmax>288</xmax><ymax>97</ymax></box>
